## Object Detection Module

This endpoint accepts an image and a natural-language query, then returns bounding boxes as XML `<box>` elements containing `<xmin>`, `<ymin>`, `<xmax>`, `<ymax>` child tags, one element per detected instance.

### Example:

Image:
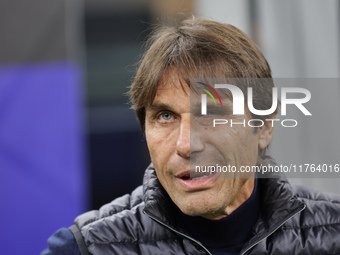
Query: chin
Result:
<box><xmin>179</xmin><ymin>207</ymin><xmax>203</xmax><ymax>216</ymax></box>
<box><xmin>176</xmin><ymin>199</ymin><xmax>219</xmax><ymax>217</ymax></box>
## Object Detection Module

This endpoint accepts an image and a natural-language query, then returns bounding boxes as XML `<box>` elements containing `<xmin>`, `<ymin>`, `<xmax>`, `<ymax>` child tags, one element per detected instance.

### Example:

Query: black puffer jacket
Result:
<box><xmin>70</xmin><ymin>164</ymin><xmax>340</xmax><ymax>255</ymax></box>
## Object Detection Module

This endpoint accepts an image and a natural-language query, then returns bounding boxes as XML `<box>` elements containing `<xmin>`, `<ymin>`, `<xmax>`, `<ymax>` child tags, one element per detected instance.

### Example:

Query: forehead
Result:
<box><xmin>152</xmin><ymin>69</ymin><xmax>191</xmax><ymax>103</ymax></box>
<box><xmin>151</xmin><ymin>71</ymin><xmax>239</xmax><ymax>111</ymax></box>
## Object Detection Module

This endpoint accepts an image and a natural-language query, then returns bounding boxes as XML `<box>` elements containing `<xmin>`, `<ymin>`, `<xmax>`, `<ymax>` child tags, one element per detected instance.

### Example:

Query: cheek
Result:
<box><xmin>217</xmin><ymin>126</ymin><xmax>259</xmax><ymax>161</ymax></box>
<box><xmin>145</xmin><ymin>132</ymin><xmax>160</xmax><ymax>165</ymax></box>
<box><xmin>145</xmin><ymin>126</ymin><xmax>175</xmax><ymax>168</ymax></box>
<box><xmin>243</xmin><ymin>130</ymin><xmax>260</xmax><ymax>162</ymax></box>
<box><xmin>208</xmin><ymin>126</ymin><xmax>248</xmax><ymax>151</ymax></box>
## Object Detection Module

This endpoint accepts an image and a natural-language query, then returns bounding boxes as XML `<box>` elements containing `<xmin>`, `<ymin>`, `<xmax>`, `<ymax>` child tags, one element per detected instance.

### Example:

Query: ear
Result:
<box><xmin>258</xmin><ymin>115</ymin><xmax>276</xmax><ymax>149</ymax></box>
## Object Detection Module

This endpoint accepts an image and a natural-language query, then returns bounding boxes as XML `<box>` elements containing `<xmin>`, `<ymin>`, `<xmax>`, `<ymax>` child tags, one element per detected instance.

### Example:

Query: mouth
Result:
<box><xmin>175</xmin><ymin>168</ymin><xmax>219</xmax><ymax>190</ymax></box>
<box><xmin>176</xmin><ymin>170</ymin><xmax>216</xmax><ymax>180</ymax></box>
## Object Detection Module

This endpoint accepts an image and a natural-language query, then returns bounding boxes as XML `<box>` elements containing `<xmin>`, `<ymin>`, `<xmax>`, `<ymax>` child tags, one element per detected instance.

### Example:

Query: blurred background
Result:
<box><xmin>0</xmin><ymin>0</ymin><xmax>339</xmax><ymax>254</ymax></box>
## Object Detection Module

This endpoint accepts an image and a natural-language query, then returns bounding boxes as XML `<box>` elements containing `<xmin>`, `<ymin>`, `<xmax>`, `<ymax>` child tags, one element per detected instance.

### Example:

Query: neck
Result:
<box><xmin>202</xmin><ymin>177</ymin><xmax>255</xmax><ymax>220</ymax></box>
<box><xmin>174</xmin><ymin>176</ymin><xmax>260</xmax><ymax>251</ymax></box>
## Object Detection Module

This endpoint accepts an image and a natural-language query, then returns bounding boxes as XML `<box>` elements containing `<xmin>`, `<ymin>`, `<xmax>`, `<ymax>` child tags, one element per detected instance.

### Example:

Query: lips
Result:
<box><xmin>175</xmin><ymin>168</ymin><xmax>218</xmax><ymax>190</ymax></box>
<box><xmin>176</xmin><ymin>170</ymin><xmax>216</xmax><ymax>180</ymax></box>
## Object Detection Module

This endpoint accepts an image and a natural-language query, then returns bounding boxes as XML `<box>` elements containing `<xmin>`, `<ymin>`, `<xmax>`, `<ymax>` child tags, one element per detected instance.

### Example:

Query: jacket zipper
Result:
<box><xmin>240</xmin><ymin>204</ymin><xmax>306</xmax><ymax>255</ymax></box>
<box><xmin>144</xmin><ymin>203</ymin><xmax>306</xmax><ymax>255</ymax></box>
<box><xmin>143</xmin><ymin>210</ymin><xmax>212</xmax><ymax>255</ymax></box>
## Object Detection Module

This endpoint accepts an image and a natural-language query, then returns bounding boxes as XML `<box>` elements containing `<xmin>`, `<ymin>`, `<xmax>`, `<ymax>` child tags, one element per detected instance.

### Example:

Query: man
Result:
<box><xmin>42</xmin><ymin>18</ymin><xmax>340</xmax><ymax>255</ymax></box>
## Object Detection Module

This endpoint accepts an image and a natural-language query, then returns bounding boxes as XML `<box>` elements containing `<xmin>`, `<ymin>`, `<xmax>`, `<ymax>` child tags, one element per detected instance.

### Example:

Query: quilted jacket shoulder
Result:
<box><xmin>248</xmin><ymin>185</ymin><xmax>340</xmax><ymax>255</ymax></box>
<box><xmin>72</xmin><ymin>164</ymin><xmax>340</xmax><ymax>255</ymax></box>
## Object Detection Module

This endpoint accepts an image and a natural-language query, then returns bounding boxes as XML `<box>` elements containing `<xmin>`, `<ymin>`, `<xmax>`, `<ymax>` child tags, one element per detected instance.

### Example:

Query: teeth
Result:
<box><xmin>190</xmin><ymin>173</ymin><xmax>211</xmax><ymax>180</ymax></box>
<box><xmin>179</xmin><ymin>171</ymin><xmax>215</xmax><ymax>180</ymax></box>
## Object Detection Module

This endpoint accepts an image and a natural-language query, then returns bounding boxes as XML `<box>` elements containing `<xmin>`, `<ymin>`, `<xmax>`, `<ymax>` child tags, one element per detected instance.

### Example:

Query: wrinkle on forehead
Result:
<box><xmin>156</xmin><ymin>67</ymin><xmax>190</xmax><ymax>95</ymax></box>
<box><xmin>154</xmin><ymin>66</ymin><xmax>249</xmax><ymax>109</ymax></box>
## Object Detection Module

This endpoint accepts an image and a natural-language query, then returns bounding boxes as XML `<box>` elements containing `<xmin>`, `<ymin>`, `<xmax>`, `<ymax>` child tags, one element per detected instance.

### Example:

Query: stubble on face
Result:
<box><xmin>145</xmin><ymin>69</ymin><xmax>260</xmax><ymax>220</ymax></box>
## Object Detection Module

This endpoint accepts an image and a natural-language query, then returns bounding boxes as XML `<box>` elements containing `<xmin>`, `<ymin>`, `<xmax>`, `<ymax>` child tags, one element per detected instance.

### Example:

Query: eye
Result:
<box><xmin>158</xmin><ymin>112</ymin><xmax>175</xmax><ymax>123</ymax></box>
<box><xmin>206</xmin><ymin>111</ymin><xmax>220</xmax><ymax>116</ymax></box>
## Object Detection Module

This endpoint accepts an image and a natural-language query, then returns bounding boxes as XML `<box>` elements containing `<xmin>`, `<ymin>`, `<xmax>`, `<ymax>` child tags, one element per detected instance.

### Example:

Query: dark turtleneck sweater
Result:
<box><xmin>41</xmin><ymin>178</ymin><xmax>260</xmax><ymax>255</ymax></box>
<box><xmin>175</xmin><ymin>178</ymin><xmax>260</xmax><ymax>255</ymax></box>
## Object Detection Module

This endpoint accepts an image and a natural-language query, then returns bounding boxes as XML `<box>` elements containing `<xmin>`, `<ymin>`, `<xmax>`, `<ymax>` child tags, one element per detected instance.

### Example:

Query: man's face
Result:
<box><xmin>145</xmin><ymin>70</ymin><xmax>274</xmax><ymax>220</ymax></box>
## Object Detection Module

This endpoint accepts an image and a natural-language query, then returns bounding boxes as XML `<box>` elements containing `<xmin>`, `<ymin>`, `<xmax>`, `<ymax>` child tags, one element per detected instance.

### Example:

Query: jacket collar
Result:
<box><xmin>142</xmin><ymin>163</ymin><xmax>179</xmax><ymax>228</ymax></box>
<box><xmin>239</xmin><ymin>173</ymin><xmax>305</xmax><ymax>254</ymax></box>
<box><xmin>142</xmin><ymin>162</ymin><xmax>305</xmax><ymax>252</ymax></box>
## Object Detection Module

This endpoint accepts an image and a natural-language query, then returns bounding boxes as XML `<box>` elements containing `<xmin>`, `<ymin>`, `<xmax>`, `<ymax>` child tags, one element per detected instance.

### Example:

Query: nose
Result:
<box><xmin>176</xmin><ymin>114</ymin><xmax>204</xmax><ymax>158</ymax></box>
<box><xmin>176</xmin><ymin>114</ymin><xmax>190</xmax><ymax>158</ymax></box>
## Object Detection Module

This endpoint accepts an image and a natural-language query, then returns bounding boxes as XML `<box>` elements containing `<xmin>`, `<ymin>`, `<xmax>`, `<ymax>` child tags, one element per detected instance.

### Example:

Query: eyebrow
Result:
<box><xmin>147</xmin><ymin>102</ymin><xmax>233</xmax><ymax>114</ymax></box>
<box><xmin>147</xmin><ymin>103</ymin><xmax>176</xmax><ymax>113</ymax></box>
<box><xmin>191</xmin><ymin>102</ymin><xmax>224</xmax><ymax>109</ymax></box>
